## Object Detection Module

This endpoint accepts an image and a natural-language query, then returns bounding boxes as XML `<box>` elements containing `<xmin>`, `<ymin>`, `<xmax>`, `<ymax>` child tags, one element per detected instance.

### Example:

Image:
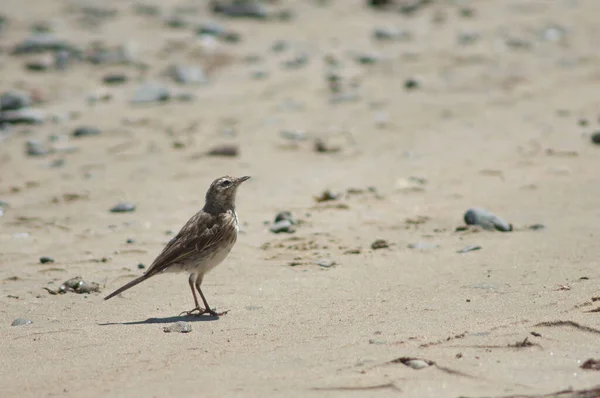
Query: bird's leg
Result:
<box><xmin>179</xmin><ymin>274</ymin><xmax>205</xmax><ymax>316</ymax></box>
<box><xmin>195</xmin><ymin>279</ymin><xmax>228</xmax><ymax>316</ymax></box>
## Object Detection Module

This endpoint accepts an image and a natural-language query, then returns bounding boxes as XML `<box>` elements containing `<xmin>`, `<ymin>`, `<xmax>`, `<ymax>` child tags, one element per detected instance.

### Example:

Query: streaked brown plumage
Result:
<box><xmin>104</xmin><ymin>175</ymin><xmax>250</xmax><ymax>316</ymax></box>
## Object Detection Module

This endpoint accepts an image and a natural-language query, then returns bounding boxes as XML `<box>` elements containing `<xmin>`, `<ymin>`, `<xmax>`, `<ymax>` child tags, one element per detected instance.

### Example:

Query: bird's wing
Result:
<box><xmin>144</xmin><ymin>211</ymin><xmax>235</xmax><ymax>276</ymax></box>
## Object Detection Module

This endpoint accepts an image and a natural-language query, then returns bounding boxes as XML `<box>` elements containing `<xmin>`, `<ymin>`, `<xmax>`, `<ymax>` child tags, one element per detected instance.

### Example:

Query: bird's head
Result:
<box><xmin>204</xmin><ymin>175</ymin><xmax>250</xmax><ymax>212</ymax></box>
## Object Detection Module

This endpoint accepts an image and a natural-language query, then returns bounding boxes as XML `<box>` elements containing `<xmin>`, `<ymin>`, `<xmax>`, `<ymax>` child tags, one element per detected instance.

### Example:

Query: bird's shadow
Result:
<box><xmin>98</xmin><ymin>314</ymin><xmax>220</xmax><ymax>326</ymax></box>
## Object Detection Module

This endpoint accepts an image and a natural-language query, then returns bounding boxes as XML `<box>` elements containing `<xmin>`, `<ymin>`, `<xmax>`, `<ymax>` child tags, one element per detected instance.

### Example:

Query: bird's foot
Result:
<box><xmin>179</xmin><ymin>307</ymin><xmax>205</xmax><ymax>316</ymax></box>
<box><xmin>205</xmin><ymin>308</ymin><xmax>229</xmax><ymax>317</ymax></box>
<box><xmin>179</xmin><ymin>307</ymin><xmax>229</xmax><ymax>317</ymax></box>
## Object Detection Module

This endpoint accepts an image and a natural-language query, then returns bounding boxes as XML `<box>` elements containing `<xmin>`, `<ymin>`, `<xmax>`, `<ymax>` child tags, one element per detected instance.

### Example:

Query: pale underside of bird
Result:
<box><xmin>103</xmin><ymin>175</ymin><xmax>250</xmax><ymax>316</ymax></box>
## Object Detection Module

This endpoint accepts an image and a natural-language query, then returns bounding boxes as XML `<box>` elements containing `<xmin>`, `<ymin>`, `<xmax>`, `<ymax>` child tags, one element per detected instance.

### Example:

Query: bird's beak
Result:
<box><xmin>236</xmin><ymin>176</ymin><xmax>251</xmax><ymax>185</ymax></box>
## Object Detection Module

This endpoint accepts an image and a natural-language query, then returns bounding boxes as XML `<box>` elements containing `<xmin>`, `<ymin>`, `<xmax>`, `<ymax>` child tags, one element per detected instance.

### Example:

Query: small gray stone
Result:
<box><xmin>168</xmin><ymin>65</ymin><xmax>208</xmax><ymax>85</ymax></box>
<box><xmin>212</xmin><ymin>1</ymin><xmax>269</xmax><ymax>19</ymax></box>
<box><xmin>315</xmin><ymin>258</ymin><xmax>335</xmax><ymax>268</ymax></box>
<box><xmin>404</xmin><ymin>359</ymin><xmax>431</xmax><ymax>370</ymax></box>
<box><xmin>0</xmin><ymin>108</ymin><xmax>44</xmax><ymax>124</ymax></box>
<box><xmin>464</xmin><ymin>208</ymin><xmax>512</xmax><ymax>232</ymax></box>
<box><xmin>0</xmin><ymin>91</ymin><xmax>31</xmax><ymax>111</ymax></box>
<box><xmin>163</xmin><ymin>321</ymin><xmax>192</xmax><ymax>333</ymax></box>
<box><xmin>274</xmin><ymin>211</ymin><xmax>296</xmax><ymax>224</ymax></box>
<box><xmin>110</xmin><ymin>202</ymin><xmax>136</xmax><ymax>213</ymax></box>
<box><xmin>270</xmin><ymin>219</ymin><xmax>295</xmax><ymax>234</ymax></box>
<box><xmin>457</xmin><ymin>245</ymin><xmax>481</xmax><ymax>253</ymax></box>
<box><xmin>26</xmin><ymin>140</ymin><xmax>48</xmax><ymax>156</ymax></box>
<box><xmin>12</xmin><ymin>34</ymin><xmax>78</xmax><ymax>55</ymax></box>
<box><xmin>72</xmin><ymin>126</ymin><xmax>101</xmax><ymax>138</ymax></box>
<box><xmin>373</xmin><ymin>27</ymin><xmax>412</xmax><ymax>41</ymax></box>
<box><xmin>131</xmin><ymin>83</ymin><xmax>170</xmax><ymax>103</ymax></box>
<box><xmin>11</xmin><ymin>318</ymin><xmax>33</xmax><ymax>327</ymax></box>
<box><xmin>197</xmin><ymin>21</ymin><xmax>226</xmax><ymax>36</ymax></box>
<box><xmin>54</xmin><ymin>50</ymin><xmax>70</xmax><ymax>70</ymax></box>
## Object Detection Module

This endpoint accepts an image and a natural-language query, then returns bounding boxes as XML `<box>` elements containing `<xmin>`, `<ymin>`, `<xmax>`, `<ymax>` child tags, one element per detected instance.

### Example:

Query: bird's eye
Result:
<box><xmin>221</xmin><ymin>180</ymin><xmax>232</xmax><ymax>187</ymax></box>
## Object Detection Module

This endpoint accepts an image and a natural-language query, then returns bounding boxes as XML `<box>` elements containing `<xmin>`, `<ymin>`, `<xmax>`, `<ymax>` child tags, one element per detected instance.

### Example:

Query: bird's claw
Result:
<box><xmin>179</xmin><ymin>307</ymin><xmax>229</xmax><ymax>317</ymax></box>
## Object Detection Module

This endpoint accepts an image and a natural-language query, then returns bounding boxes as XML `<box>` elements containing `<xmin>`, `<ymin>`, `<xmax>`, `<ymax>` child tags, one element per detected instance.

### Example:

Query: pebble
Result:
<box><xmin>404</xmin><ymin>78</ymin><xmax>420</xmax><ymax>90</ymax></box>
<box><xmin>138</xmin><ymin>263</ymin><xmax>145</xmax><ymax>269</ymax></box>
<box><xmin>110</xmin><ymin>202</ymin><xmax>136</xmax><ymax>213</ymax></box>
<box><xmin>26</xmin><ymin>140</ymin><xmax>48</xmax><ymax>156</ymax></box>
<box><xmin>168</xmin><ymin>65</ymin><xmax>208</xmax><ymax>85</ymax></box>
<box><xmin>373</xmin><ymin>27</ymin><xmax>412</xmax><ymax>41</ymax></box>
<box><xmin>72</xmin><ymin>126</ymin><xmax>101</xmax><ymax>138</ymax></box>
<box><xmin>52</xmin><ymin>277</ymin><xmax>100</xmax><ymax>294</ymax></box>
<box><xmin>0</xmin><ymin>108</ymin><xmax>44</xmax><ymax>124</ymax></box>
<box><xmin>282</xmin><ymin>53</ymin><xmax>309</xmax><ymax>69</ymax></box>
<box><xmin>355</xmin><ymin>53</ymin><xmax>380</xmax><ymax>65</ymax></box>
<box><xmin>54</xmin><ymin>50</ymin><xmax>70</xmax><ymax>70</ymax></box>
<box><xmin>315</xmin><ymin>258</ymin><xmax>335</xmax><ymax>268</ymax></box>
<box><xmin>12</xmin><ymin>34</ymin><xmax>78</xmax><ymax>55</ymax></box>
<box><xmin>464</xmin><ymin>208</ymin><xmax>512</xmax><ymax>232</ymax></box>
<box><xmin>403</xmin><ymin>359</ymin><xmax>432</xmax><ymax>370</ymax></box>
<box><xmin>590</xmin><ymin>132</ymin><xmax>600</xmax><ymax>144</ymax></box>
<box><xmin>457</xmin><ymin>245</ymin><xmax>481</xmax><ymax>253</ymax></box>
<box><xmin>39</xmin><ymin>256</ymin><xmax>54</xmax><ymax>264</ymax></box>
<box><xmin>408</xmin><ymin>242</ymin><xmax>439</xmax><ymax>250</ymax></box>
<box><xmin>11</xmin><ymin>318</ymin><xmax>33</xmax><ymax>327</ymax></box>
<box><xmin>131</xmin><ymin>83</ymin><xmax>170</xmax><ymax>103</ymax></box>
<box><xmin>197</xmin><ymin>21</ymin><xmax>226</xmax><ymax>36</ymax></box>
<box><xmin>0</xmin><ymin>91</ymin><xmax>32</xmax><ymax>111</ymax></box>
<box><xmin>163</xmin><ymin>321</ymin><xmax>192</xmax><ymax>333</ymax></box>
<box><xmin>371</xmin><ymin>239</ymin><xmax>389</xmax><ymax>250</ymax></box>
<box><xmin>103</xmin><ymin>73</ymin><xmax>127</xmax><ymax>85</ymax></box>
<box><xmin>270</xmin><ymin>219</ymin><xmax>295</xmax><ymax>234</ymax></box>
<box><xmin>528</xmin><ymin>224</ymin><xmax>545</xmax><ymax>231</ymax></box>
<box><xmin>212</xmin><ymin>1</ymin><xmax>269</xmax><ymax>19</ymax></box>
<box><xmin>207</xmin><ymin>144</ymin><xmax>239</xmax><ymax>157</ymax></box>
<box><xmin>274</xmin><ymin>211</ymin><xmax>296</xmax><ymax>224</ymax></box>
<box><xmin>25</xmin><ymin>56</ymin><xmax>53</xmax><ymax>71</ymax></box>
<box><xmin>280</xmin><ymin>129</ymin><xmax>308</xmax><ymax>141</ymax></box>
<box><xmin>126</xmin><ymin>238</ymin><xmax>136</xmax><ymax>244</ymax></box>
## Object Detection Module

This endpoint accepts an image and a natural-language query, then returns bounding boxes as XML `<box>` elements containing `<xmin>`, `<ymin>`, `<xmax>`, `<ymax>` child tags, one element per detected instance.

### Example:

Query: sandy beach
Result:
<box><xmin>1</xmin><ymin>1</ymin><xmax>600</xmax><ymax>397</ymax></box>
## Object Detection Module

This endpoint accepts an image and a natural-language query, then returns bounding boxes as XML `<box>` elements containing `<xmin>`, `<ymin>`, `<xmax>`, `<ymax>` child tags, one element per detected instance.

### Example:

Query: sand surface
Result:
<box><xmin>1</xmin><ymin>1</ymin><xmax>600</xmax><ymax>397</ymax></box>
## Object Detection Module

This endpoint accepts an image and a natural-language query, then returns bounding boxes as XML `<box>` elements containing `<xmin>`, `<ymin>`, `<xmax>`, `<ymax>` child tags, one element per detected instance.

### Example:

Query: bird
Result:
<box><xmin>104</xmin><ymin>175</ymin><xmax>250</xmax><ymax>316</ymax></box>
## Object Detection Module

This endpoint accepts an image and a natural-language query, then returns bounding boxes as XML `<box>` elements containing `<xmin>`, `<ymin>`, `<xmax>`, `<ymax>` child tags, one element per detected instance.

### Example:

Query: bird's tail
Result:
<box><xmin>104</xmin><ymin>275</ymin><xmax>148</xmax><ymax>301</ymax></box>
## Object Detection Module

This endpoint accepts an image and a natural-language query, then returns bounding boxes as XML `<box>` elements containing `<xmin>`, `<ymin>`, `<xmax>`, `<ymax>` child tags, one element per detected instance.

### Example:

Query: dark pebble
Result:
<box><xmin>371</xmin><ymin>239</ymin><xmax>389</xmax><ymax>250</ymax></box>
<box><xmin>212</xmin><ymin>1</ymin><xmax>269</xmax><ymax>19</ymax></box>
<box><xmin>404</xmin><ymin>78</ymin><xmax>420</xmax><ymax>90</ymax></box>
<box><xmin>12</xmin><ymin>34</ymin><xmax>79</xmax><ymax>55</ymax></box>
<box><xmin>110</xmin><ymin>202</ymin><xmax>136</xmax><ymax>213</ymax></box>
<box><xmin>591</xmin><ymin>132</ymin><xmax>600</xmax><ymax>144</ymax></box>
<box><xmin>528</xmin><ymin>224</ymin><xmax>545</xmax><ymax>231</ymax></box>
<box><xmin>39</xmin><ymin>256</ymin><xmax>54</xmax><ymax>264</ymax></box>
<box><xmin>0</xmin><ymin>91</ymin><xmax>31</xmax><ymax>111</ymax></box>
<box><xmin>72</xmin><ymin>126</ymin><xmax>101</xmax><ymax>138</ymax></box>
<box><xmin>274</xmin><ymin>211</ymin><xmax>296</xmax><ymax>224</ymax></box>
<box><xmin>207</xmin><ymin>144</ymin><xmax>239</xmax><ymax>157</ymax></box>
<box><xmin>137</xmin><ymin>263</ymin><xmax>145</xmax><ymax>269</ymax></box>
<box><xmin>126</xmin><ymin>238</ymin><xmax>136</xmax><ymax>244</ymax></box>
<box><xmin>103</xmin><ymin>73</ymin><xmax>127</xmax><ymax>85</ymax></box>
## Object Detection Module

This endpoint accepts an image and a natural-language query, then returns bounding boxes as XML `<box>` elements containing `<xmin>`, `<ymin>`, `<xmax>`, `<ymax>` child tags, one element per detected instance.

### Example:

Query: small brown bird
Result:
<box><xmin>104</xmin><ymin>175</ymin><xmax>250</xmax><ymax>316</ymax></box>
